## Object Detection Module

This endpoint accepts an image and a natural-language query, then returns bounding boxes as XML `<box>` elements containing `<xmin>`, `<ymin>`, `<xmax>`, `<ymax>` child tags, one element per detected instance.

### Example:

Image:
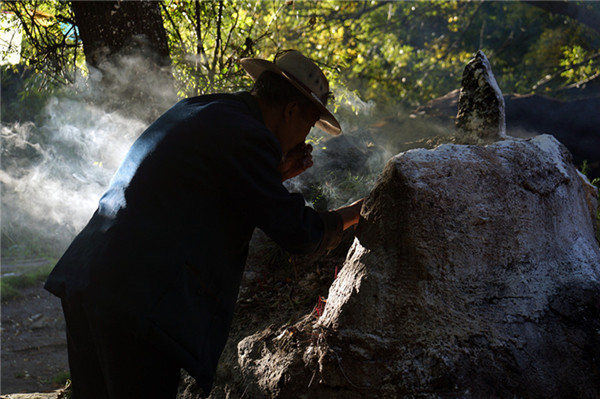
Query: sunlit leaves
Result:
<box><xmin>2</xmin><ymin>0</ymin><xmax>83</xmax><ymax>87</ymax></box>
<box><xmin>560</xmin><ymin>45</ymin><xmax>600</xmax><ymax>87</ymax></box>
<box><xmin>5</xmin><ymin>0</ymin><xmax>599</xmax><ymax>107</ymax></box>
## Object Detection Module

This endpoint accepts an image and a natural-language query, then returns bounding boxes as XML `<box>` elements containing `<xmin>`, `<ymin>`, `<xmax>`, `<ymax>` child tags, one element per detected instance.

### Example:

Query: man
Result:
<box><xmin>44</xmin><ymin>50</ymin><xmax>362</xmax><ymax>398</ymax></box>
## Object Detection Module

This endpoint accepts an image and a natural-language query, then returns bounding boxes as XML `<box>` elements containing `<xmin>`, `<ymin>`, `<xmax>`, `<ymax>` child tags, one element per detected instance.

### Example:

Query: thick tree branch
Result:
<box><xmin>523</xmin><ymin>1</ymin><xmax>600</xmax><ymax>36</ymax></box>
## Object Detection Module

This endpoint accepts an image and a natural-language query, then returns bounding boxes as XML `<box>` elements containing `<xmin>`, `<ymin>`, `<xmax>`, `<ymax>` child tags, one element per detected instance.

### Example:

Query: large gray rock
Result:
<box><xmin>237</xmin><ymin>134</ymin><xmax>600</xmax><ymax>398</ymax></box>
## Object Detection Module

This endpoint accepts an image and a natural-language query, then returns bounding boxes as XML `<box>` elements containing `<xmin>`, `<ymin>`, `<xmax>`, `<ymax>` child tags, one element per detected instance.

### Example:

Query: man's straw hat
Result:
<box><xmin>240</xmin><ymin>50</ymin><xmax>341</xmax><ymax>135</ymax></box>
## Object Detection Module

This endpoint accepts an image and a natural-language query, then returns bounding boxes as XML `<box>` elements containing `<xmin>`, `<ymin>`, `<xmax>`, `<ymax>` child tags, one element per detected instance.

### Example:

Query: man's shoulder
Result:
<box><xmin>177</xmin><ymin>92</ymin><xmax>279</xmax><ymax>153</ymax></box>
<box><xmin>182</xmin><ymin>92</ymin><xmax>240</xmax><ymax>105</ymax></box>
<box><xmin>180</xmin><ymin>92</ymin><xmax>258</xmax><ymax>115</ymax></box>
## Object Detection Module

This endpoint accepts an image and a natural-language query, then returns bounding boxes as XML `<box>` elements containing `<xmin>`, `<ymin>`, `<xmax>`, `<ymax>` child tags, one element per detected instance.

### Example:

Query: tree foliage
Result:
<box><xmin>2</xmin><ymin>0</ymin><xmax>81</xmax><ymax>86</ymax></box>
<box><xmin>160</xmin><ymin>0</ymin><xmax>262</xmax><ymax>96</ymax></box>
<box><xmin>3</xmin><ymin>0</ymin><xmax>599</xmax><ymax>109</ymax></box>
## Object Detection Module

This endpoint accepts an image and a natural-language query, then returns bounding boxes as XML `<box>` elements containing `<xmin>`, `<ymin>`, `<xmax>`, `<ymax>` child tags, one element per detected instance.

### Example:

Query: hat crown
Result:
<box><xmin>275</xmin><ymin>51</ymin><xmax>330</xmax><ymax>105</ymax></box>
<box><xmin>239</xmin><ymin>50</ymin><xmax>341</xmax><ymax>135</ymax></box>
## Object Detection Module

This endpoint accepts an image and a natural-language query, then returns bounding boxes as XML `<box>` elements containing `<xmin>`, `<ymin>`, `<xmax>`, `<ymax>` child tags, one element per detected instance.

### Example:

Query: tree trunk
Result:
<box><xmin>70</xmin><ymin>0</ymin><xmax>176</xmax><ymax>121</ymax></box>
<box><xmin>71</xmin><ymin>0</ymin><xmax>170</xmax><ymax>69</ymax></box>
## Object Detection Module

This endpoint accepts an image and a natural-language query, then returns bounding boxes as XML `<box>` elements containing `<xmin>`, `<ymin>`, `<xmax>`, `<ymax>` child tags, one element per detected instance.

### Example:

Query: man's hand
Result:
<box><xmin>279</xmin><ymin>142</ymin><xmax>314</xmax><ymax>181</ymax></box>
<box><xmin>335</xmin><ymin>198</ymin><xmax>364</xmax><ymax>230</ymax></box>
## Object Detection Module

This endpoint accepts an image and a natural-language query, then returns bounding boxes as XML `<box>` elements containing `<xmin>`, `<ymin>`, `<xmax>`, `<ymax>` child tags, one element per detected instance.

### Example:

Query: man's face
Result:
<box><xmin>284</xmin><ymin>102</ymin><xmax>320</xmax><ymax>153</ymax></box>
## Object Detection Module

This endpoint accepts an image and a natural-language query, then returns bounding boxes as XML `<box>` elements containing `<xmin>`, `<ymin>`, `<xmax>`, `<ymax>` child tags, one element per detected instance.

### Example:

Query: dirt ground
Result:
<box><xmin>184</xmin><ymin>231</ymin><xmax>353</xmax><ymax>398</ymax></box>
<box><xmin>0</xmin><ymin>232</ymin><xmax>353</xmax><ymax>398</ymax></box>
<box><xmin>1</xmin><ymin>283</ymin><xmax>68</xmax><ymax>395</ymax></box>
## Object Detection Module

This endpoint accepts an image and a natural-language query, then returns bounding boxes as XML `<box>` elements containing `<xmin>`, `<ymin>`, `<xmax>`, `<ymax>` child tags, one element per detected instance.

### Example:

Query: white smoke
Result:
<box><xmin>285</xmin><ymin>89</ymin><xmax>388</xmax><ymax>210</ymax></box>
<box><xmin>285</xmin><ymin>85</ymin><xmax>455</xmax><ymax>211</ymax></box>
<box><xmin>2</xmin><ymin>35</ymin><xmax>178</xmax><ymax>258</ymax></box>
<box><xmin>1</xmin><ymin>54</ymin><xmax>452</xmax><ymax>257</ymax></box>
<box><xmin>1</xmin><ymin>96</ymin><xmax>145</xmax><ymax>256</ymax></box>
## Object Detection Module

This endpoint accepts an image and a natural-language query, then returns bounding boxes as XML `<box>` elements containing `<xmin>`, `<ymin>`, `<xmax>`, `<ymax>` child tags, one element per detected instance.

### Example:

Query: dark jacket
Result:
<box><xmin>44</xmin><ymin>92</ymin><xmax>342</xmax><ymax>394</ymax></box>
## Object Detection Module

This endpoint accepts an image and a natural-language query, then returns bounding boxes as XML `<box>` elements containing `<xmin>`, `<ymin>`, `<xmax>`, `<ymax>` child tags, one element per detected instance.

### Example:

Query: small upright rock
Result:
<box><xmin>456</xmin><ymin>50</ymin><xmax>507</xmax><ymax>143</ymax></box>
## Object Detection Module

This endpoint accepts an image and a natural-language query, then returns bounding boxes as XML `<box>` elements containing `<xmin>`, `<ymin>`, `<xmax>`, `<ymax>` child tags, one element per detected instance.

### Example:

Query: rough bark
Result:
<box><xmin>70</xmin><ymin>0</ymin><xmax>176</xmax><ymax>121</ymax></box>
<box><xmin>71</xmin><ymin>0</ymin><xmax>170</xmax><ymax>70</ymax></box>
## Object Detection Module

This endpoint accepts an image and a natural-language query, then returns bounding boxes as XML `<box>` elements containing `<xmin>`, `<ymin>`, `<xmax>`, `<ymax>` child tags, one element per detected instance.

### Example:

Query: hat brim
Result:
<box><xmin>240</xmin><ymin>58</ymin><xmax>341</xmax><ymax>136</ymax></box>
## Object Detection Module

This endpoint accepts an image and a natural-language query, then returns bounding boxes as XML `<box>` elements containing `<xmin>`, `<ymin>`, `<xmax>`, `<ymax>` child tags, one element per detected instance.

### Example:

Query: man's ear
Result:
<box><xmin>282</xmin><ymin>101</ymin><xmax>299</xmax><ymax>122</ymax></box>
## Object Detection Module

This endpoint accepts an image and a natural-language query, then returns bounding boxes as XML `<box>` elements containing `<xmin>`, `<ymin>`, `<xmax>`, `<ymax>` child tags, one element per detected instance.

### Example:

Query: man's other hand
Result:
<box><xmin>279</xmin><ymin>142</ymin><xmax>313</xmax><ymax>181</ymax></box>
<box><xmin>335</xmin><ymin>198</ymin><xmax>364</xmax><ymax>230</ymax></box>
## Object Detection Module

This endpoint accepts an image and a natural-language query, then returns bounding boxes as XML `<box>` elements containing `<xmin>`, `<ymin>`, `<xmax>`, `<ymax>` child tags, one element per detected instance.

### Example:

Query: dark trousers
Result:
<box><xmin>61</xmin><ymin>299</ymin><xmax>181</xmax><ymax>399</ymax></box>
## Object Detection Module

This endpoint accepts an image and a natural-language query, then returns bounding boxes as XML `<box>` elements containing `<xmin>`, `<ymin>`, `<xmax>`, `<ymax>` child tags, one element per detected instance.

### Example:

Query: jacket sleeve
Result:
<box><xmin>202</xmin><ymin>107</ymin><xmax>342</xmax><ymax>254</ymax></box>
<box><xmin>317</xmin><ymin>210</ymin><xmax>344</xmax><ymax>251</ymax></box>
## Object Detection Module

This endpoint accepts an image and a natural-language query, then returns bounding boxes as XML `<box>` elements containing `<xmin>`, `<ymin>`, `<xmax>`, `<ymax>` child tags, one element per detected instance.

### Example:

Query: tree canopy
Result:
<box><xmin>2</xmin><ymin>0</ymin><xmax>599</xmax><ymax>110</ymax></box>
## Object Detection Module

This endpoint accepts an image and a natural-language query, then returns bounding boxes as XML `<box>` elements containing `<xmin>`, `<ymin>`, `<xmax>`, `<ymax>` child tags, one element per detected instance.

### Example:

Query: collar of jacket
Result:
<box><xmin>232</xmin><ymin>91</ymin><xmax>265</xmax><ymax>126</ymax></box>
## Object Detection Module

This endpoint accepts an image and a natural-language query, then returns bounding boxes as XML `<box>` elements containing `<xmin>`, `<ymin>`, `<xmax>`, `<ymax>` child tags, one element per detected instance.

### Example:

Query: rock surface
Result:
<box><xmin>238</xmin><ymin>134</ymin><xmax>600</xmax><ymax>398</ymax></box>
<box><xmin>416</xmin><ymin>89</ymin><xmax>600</xmax><ymax>179</ymax></box>
<box><xmin>0</xmin><ymin>393</ymin><xmax>60</xmax><ymax>399</ymax></box>
<box><xmin>456</xmin><ymin>50</ymin><xmax>507</xmax><ymax>143</ymax></box>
